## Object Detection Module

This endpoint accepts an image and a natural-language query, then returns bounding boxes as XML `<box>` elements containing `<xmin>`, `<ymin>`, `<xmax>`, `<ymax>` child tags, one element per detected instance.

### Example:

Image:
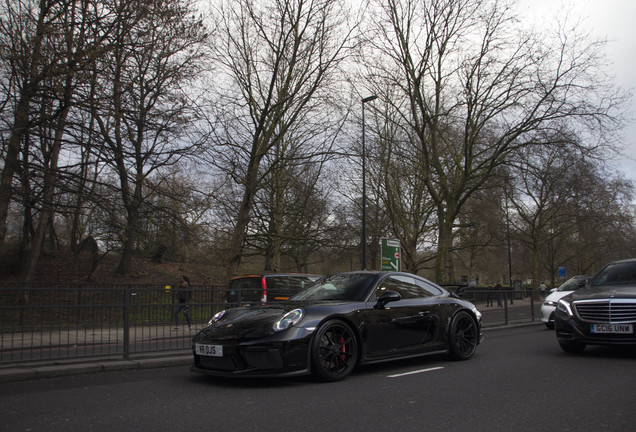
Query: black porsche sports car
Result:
<box><xmin>191</xmin><ymin>271</ymin><xmax>483</xmax><ymax>381</ymax></box>
<box><xmin>555</xmin><ymin>258</ymin><xmax>636</xmax><ymax>353</ymax></box>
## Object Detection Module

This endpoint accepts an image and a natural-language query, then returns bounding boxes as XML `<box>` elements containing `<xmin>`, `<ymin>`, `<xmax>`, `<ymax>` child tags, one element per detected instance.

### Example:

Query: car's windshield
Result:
<box><xmin>557</xmin><ymin>276</ymin><xmax>585</xmax><ymax>292</ymax></box>
<box><xmin>591</xmin><ymin>262</ymin><xmax>636</xmax><ymax>286</ymax></box>
<box><xmin>291</xmin><ymin>273</ymin><xmax>377</xmax><ymax>302</ymax></box>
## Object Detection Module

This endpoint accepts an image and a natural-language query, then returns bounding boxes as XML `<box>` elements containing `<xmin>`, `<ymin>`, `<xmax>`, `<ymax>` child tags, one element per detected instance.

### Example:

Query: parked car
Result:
<box><xmin>540</xmin><ymin>275</ymin><xmax>587</xmax><ymax>329</ymax></box>
<box><xmin>228</xmin><ymin>273</ymin><xmax>321</xmax><ymax>305</ymax></box>
<box><xmin>192</xmin><ymin>271</ymin><xmax>483</xmax><ymax>381</ymax></box>
<box><xmin>555</xmin><ymin>258</ymin><xmax>636</xmax><ymax>353</ymax></box>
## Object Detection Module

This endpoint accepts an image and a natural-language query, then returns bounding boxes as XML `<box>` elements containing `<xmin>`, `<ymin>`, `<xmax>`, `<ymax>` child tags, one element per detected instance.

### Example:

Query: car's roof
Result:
<box><xmin>231</xmin><ymin>273</ymin><xmax>321</xmax><ymax>280</ymax></box>
<box><xmin>336</xmin><ymin>270</ymin><xmax>418</xmax><ymax>276</ymax></box>
<box><xmin>325</xmin><ymin>271</ymin><xmax>445</xmax><ymax>287</ymax></box>
<box><xmin>607</xmin><ymin>258</ymin><xmax>636</xmax><ymax>264</ymax></box>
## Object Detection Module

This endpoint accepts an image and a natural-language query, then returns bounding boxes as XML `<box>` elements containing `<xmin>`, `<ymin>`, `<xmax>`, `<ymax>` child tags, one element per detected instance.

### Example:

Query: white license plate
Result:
<box><xmin>195</xmin><ymin>343</ymin><xmax>223</xmax><ymax>357</ymax></box>
<box><xmin>591</xmin><ymin>324</ymin><xmax>634</xmax><ymax>334</ymax></box>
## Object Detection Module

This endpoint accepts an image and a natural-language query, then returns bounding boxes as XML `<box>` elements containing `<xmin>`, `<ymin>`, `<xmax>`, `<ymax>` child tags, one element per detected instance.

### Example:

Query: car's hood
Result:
<box><xmin>545</xmin><ymin>290</ymin><xmax>573</xmax><ymax>303</ymax></box>
<box><xmin>569</xmin><ymin>285</ymin><xmax>636</xmax><ymax>301</ymax></box>
<box><xmin>194</xmin><ymin>301</ymin><xmax>353</xmax><ymax>340</ymax></box>
<box><xmin>196</xmin><ymin>305</ymin><xmax>292</xmax><ymax>340</ymax></box>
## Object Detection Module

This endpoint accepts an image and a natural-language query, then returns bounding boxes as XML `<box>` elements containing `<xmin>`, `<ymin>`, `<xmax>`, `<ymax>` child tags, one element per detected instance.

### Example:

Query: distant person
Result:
<box><xmin>173</xmin><ymin>275</ymin><xmax>192</xmax><ymax>330</ymax></box>
<box><xmin>486</xmin><ymin>285</ymin><xmax>493</xmax><ymax>307</ymax></box>
<box><xmin>495</xmin><ymin>282</ymin><xmax>503</xmax><ymax>307</ymax></box>
<box><xmin>539</xmin><ymin>282</ymin><xmax>547</xmax><ymax>299</ymax></box>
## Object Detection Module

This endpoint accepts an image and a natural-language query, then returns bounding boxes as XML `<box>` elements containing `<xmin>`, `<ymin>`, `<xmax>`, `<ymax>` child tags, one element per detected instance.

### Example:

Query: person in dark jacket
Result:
<box><xmin>173</xmin><ymin>275</ymin><xmax>192</xmax><ymax>330</ymax></box>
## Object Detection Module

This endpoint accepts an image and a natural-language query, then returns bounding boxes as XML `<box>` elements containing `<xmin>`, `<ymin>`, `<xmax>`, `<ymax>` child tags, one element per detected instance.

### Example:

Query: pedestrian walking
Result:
<box><xmin>173</xmin><ymin>275</ymin><xmax>192</xmax><ymax>330</ymax></box>
<box><xmin>486</xmin><ymin>285</ymin><xmax>493</xmax><ymax>307</ymax></box>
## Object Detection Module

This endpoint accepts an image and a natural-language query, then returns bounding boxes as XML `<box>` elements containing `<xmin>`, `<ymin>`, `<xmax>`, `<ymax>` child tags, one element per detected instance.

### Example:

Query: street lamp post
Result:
<box><xmin>504</xmin><ymin>180</ymin><xmax>514</xmax><ymax>309</ymax></box>
<box><xmin>361</xmin><ymin>95</ymin><xmax>377</xmax><ymax>270</ymax></box>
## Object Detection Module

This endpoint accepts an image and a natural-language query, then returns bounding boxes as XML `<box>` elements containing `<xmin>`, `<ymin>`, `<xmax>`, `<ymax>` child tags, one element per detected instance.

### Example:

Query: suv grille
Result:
<box><xmin>574</xmin><ymin>299</ymin><xmax>636</xmax><ymax>323</ymax></box>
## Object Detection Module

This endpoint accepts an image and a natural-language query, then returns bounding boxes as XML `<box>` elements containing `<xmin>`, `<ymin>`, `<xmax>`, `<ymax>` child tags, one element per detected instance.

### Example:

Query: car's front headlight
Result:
<box><xmin>544</xmin><ymin>300</ymin><xmax>557</xmax><ymax>307</ymax></box>
<box><xmin>273</xmin><ymin>308</ymin><xmax>304</xmax><ymax>332</ymax></box>
<box><xmin>208</xmin><ymin>310</ymin><xmax>226</xmax><ymax>325</ymax></box>
<box><xmin>556</xmin><ymin>299</ymin><xmax>573</xmax><ymax>316</ymax></box>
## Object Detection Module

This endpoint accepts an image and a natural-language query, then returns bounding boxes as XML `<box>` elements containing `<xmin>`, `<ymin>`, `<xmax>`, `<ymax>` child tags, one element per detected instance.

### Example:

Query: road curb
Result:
<box><xmin>0</xmin><ymin>354</ymin><xmax>192</xmax><ymax>384</ymax></box>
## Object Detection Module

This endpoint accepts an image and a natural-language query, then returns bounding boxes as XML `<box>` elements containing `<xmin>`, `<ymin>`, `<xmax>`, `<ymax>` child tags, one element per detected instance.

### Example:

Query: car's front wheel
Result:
<box><xmin>448</xmin><ymin>311</ymin><xmax>479</xmax><ymax>360</ymax></box>
<box><xmin>310</xmin><ymin>319</ymin><xmax>358</xmax><ymax>382</ymax></box>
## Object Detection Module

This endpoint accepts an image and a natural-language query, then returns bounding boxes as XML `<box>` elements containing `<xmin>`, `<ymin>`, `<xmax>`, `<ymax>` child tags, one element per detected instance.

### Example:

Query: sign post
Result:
<box><xmin>381</xmin><ymin>238</ymin><xmax>401</xmax><ymax>271</ymax></box>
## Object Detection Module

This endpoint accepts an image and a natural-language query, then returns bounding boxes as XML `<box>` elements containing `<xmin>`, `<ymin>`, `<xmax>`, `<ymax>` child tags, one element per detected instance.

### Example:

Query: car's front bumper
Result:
<box><xmin>191</xmin><ymin>328</ymin><xmax>314</xmax><ymax>377</ymax></box>
<box><xmin>555</xmin><ymin>317</ymin><xmax>636</xmax><ymax>346</ymax></box>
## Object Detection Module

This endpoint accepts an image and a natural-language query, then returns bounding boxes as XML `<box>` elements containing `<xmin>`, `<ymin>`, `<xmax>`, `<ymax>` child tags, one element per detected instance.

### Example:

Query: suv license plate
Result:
<box><xmin>591</xmin><ymin>324</ymin><xmax>633</xmax><ymax>334</ymax></box>
<box><xmin>195</xmin><ymin>343</ymin><xmax>223</xmax><ymax>357</ymax></box>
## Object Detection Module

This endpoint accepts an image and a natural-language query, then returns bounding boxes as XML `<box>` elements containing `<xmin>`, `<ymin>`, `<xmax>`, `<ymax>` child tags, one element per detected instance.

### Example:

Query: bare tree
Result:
<box><xmin>364</xmin><ymin>0</ymin><xmax>626</xmax><ymax>282</ymax></box>
<box><xmin>508</xmin><ymin>143</ymin><xmax>635</xmax><ymax>286</ymax></box>
<box><xmin>507</xmin><ymin>140</ymin><xmax>581</xmax><ymax>288</ymax></box>
<box><xmin>0</xmin><ymin>0</ymin><xmax>110</xmax><ymax>249</ymax></box>
<box><xmin>369</xmin><ymin>98</ymin><xmax>436</xmax><ymax>273</ymax></box>
<box><xmin>90</xmin><ymin>0</ymin><xmax>210</xmax><ymax>274</ymax></box>
<box><xmin>207</xmin><ymin>0</ymin><xmax>355</xmax><ymax>282</ymax></box>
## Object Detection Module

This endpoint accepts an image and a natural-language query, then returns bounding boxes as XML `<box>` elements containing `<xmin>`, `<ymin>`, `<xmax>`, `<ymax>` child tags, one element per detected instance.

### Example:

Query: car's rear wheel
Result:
<box><xmin>310</xmin><ymin>320</ymin><xmax>358</xmax><ymax>382</ymax></box>
<box><xmin>448</xmin><ymin>311</ymin><xmax>478</xmax><ymax>360</ymax></box>
<box><xmin>559</xmin><ymin>340</ymin><xmax>586</xmax><ymax>353</ymax></box>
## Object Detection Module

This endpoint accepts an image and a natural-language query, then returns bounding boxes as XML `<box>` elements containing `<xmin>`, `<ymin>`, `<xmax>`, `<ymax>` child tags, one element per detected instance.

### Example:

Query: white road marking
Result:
<box><xmin>387</xmin><ymin>366</ymin><xmax>444</xmax><ymax>378</ymax></box>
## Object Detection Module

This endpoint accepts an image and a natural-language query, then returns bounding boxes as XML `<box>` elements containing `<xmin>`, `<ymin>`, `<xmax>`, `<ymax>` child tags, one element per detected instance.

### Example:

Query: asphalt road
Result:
<box><xmin>2</xmin><ymin>325</ymin><xmax>635</xmax><ymax>432</ymax></box>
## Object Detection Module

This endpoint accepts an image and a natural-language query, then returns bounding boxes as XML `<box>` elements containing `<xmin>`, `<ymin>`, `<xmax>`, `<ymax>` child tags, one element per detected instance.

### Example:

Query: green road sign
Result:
<box><xmin>381</xmin><ymin>238</ymin><xmax>401</xmax><ymax>271</ymax></box>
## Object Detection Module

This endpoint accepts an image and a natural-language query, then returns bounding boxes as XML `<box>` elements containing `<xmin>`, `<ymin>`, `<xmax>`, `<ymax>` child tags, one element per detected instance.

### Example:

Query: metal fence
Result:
<box><xmin>0</xmin><ymin>283</ymin><xmax>227</xmax><ymax>364</ymax></box>
<box><xmin>0</xmin><ymin>284</ymin><xmax>544</xmax><ymax>365</ymax></box>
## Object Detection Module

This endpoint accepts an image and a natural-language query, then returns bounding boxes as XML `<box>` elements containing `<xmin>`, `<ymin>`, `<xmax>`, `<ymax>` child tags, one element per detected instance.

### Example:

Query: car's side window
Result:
<box><xmin>376</xmin><ymin>275</ymin><xmax>430</xmax><ymax>300</ymax></box>
<box><xmin>415</xmin><ymin>279</ymin><xmax>442</xmax><ymax>296</ymax></box>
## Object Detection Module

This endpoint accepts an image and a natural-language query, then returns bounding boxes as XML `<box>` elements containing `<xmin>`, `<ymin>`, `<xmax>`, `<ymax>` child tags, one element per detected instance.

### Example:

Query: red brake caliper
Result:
<box><xmin>339</xmin><ymin>335</ymin><xmax>346</xmax><ymax>366</ymax></box>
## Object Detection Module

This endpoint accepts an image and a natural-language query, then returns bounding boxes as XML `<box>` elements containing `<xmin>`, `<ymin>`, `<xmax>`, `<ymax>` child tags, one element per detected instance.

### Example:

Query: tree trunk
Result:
<box><xmin>0</xmin><ymin>0</ymin><xmax>50</xmax><ymax>247</ymax></box>
<box><xmin>0</xmin><ymin>99</ymin><xmax>32</xmax><ymax>247</ymax></box>
<box><xmin>116</xmin><ymin>209</ymin><xmax>139</xmax><ymax>275</ymax></box>
<box><xmin>22</xmin><ymin>71</ymin><xmax>74</xmax><ymax>282</ymax></box>
<box><xmin>225</xmin><ymin>160</ymin><xmax>260</xmax><ymax>283</ymax></box>
<box><xmin>435</xmin><ymin>209</ymin><xmax>455</xmax><ymax>284</ymax></box>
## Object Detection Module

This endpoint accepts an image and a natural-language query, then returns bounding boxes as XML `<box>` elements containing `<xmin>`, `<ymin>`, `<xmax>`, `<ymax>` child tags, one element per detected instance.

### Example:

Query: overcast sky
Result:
<box><xmin>520</xmin><ymin>0</ymin><xmax>636</xmax><ymax>182</ymax></box>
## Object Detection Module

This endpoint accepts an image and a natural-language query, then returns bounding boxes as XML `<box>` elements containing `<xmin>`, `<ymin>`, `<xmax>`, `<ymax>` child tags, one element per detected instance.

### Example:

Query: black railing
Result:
<box><xmin>0</xmin><ymin>283</ymin><xmax>228</xmax><ymax>363</ymax></box>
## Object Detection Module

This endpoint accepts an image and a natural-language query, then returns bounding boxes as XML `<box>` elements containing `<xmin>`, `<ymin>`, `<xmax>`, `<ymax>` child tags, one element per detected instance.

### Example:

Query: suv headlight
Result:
<box><xmin>556</xmin><ymin>299</ymin><xmax>573</xmax><ymax>316</ymax></box>
<box><xmin>273</xmin><ymin>308</ymin><xmax>304</xmax><ymax>332</ymax></box>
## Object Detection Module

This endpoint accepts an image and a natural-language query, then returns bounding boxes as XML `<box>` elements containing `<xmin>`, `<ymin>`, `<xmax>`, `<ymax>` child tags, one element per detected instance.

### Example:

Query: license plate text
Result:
<box><xmin>195</xmin><ymin>343</ymin><xmax>223</xmax><ymax>357</ymax></box>
<box><xmin>591</xmin><ymin>324</ymin><xmax>633</xmax><ymax>334</ymax></box>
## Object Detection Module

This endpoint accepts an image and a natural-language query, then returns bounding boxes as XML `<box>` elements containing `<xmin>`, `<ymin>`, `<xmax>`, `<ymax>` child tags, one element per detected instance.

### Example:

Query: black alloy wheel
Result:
<box><xmin>311</xmin><ymin>319</ymin><xmax>358</xmax><ymax>382</ymax></box>
<box><xmin>448</xmin><ymin>311</ymin><xmax>478</xmax><ymax>360</ymax></box>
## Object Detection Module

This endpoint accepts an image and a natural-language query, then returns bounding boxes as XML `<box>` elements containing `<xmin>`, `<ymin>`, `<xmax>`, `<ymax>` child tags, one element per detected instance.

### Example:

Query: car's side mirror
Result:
<box><xmin>374</xmin><ymin>290</ymin><xmax>401</xmax><ymax>309</ymax></box>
